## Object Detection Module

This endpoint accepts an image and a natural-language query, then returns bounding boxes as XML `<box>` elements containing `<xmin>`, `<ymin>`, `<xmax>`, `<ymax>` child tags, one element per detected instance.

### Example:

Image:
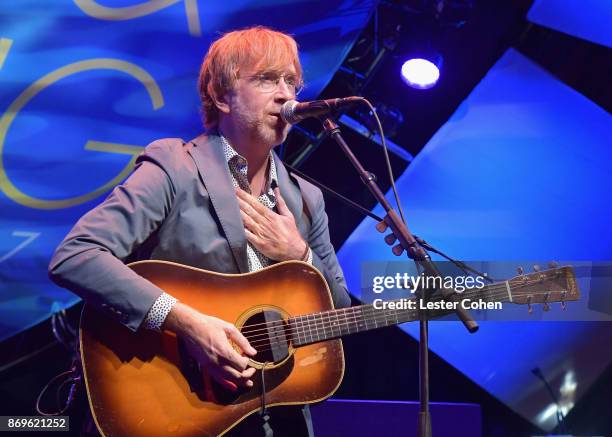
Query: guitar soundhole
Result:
<box><xmin>240</xmin><ymin>310</ymin><xmax>290</xmax><ymax>364</ymax></box>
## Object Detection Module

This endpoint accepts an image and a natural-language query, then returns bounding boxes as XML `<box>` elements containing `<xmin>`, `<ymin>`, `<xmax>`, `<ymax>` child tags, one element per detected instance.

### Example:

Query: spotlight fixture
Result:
<box><xmin>400</xmin><ymin>57</ymin><xmax>441</xmax><ymax>90</ymax></box>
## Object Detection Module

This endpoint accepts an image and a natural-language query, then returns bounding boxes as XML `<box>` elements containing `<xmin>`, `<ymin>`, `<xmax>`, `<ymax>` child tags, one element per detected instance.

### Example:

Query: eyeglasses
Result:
<box><xmin>247</xmin><ymin>71</ymin><xmax>304</xmax><ymax>96</ymax></box>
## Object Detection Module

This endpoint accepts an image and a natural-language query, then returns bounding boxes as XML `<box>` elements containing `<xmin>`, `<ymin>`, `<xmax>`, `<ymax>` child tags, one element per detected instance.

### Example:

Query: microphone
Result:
<box><xmin>280</xmin><ymin>97</ymin><xmax>363</xmax><ymax>124</ymax></box>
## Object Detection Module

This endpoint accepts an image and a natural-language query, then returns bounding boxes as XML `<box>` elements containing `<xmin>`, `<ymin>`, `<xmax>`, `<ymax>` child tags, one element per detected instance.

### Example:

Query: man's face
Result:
<box><xmin>224</xmin><ymin>63</ymin><xmax>298</xmax><ymax>149</ymax></box>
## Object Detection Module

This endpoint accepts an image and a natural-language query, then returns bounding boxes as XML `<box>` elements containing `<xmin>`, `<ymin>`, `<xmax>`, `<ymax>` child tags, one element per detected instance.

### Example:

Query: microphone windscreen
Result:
<box><xmin>280</xmin><ymin>100</ymin><xmax>300</xmax><ymax>124</ymax></box>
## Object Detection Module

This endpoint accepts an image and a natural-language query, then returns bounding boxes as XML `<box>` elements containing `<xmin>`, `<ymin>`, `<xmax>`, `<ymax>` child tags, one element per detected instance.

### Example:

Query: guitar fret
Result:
<box><xmin>340</xmin><ymin>309</ymin><xmax>349</xmax><ymax>336</ymax></box>
<box><xmin>321</xmin><ymin>312</ymin><xmax>328</xmax><ymax>340</ymax></box>
<box><xmin>334</xmin><ymin>309</ymin><xmax>342</xmax><ymax>335</ymax></box>
<box><xmin>335</xmin><ymin>310</ymin><xmax>343</xmax><ymax>337</ymax></box>
<box><xmin>304</xmin><ymin>316</ymin><xmax>310</xmax><ymax>343</ymax></box>
<box><xmin>322</xmin><ymin>311</ymin><xmax>330</xmax><ymax>341</ymax></box>
<box><xmin>344</xmin><ymin>309</ymin><xmax>351</xmax><ymax>335</ymax></box>
<box><xmin>310</xmin><ymin>316</ymin><xmax>315</xmax><ymax>343</ymax></box>
<box><xmin>320</xmin><ymin>312</ymin><xmax>327</xmax><ymax>341</ymax></box>
<box><xmin>310</xmin><ymin>313</ymin><xmax>317</xmax><ymax>342</ymax></box>
<box><xmin>329</xmin><ymin>310</ymin><xmax>337</xmax><ymax>338</ymax></box>
<box><xmin>338</xmin><ymin>310</ymin><xmax>351</xmax><ymax>335</ymax></box>
<box><xmin>325</xmin><ymin>311</ymin><xmax>331</xmax><ymax>339</ymax></box>
<box><xmin>342</xmin><ymin>309</ymin><xmax>350</xmax><ymax>335</ymax></box>
<box><xmin>358</xmin><ymin>308</ymin><xmax>364</xmax><ymax>331</ymax></box>
<box><xmin>329</xmin><ymin>310</ymin><xmax>337</xmax><ymax>339</ymax></box>
<box><xmin>298</xmin><ymin>315</ymin><xmax>304</xmax><ymax>345</ymax></box>
<box><xmin>304</xmin><ymin>314</ymin><xmax>311</xmax><ymax>343</ymax></box>
<box><xmin>329</xmin><ymin>311</ymin><xmax>340</xmax><ymax>337</ymax></box>
<box><xmin>293</xmin><ymin>316</ymin><xmax>302</xmax><ymax>346</ymax></box>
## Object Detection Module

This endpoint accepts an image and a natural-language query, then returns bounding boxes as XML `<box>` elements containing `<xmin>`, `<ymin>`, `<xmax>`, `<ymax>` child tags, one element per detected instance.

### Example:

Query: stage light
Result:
<box><xmin>400</xmin><ymin>58</ymin><xmax>441</xmax><ymax>89</ymax></box>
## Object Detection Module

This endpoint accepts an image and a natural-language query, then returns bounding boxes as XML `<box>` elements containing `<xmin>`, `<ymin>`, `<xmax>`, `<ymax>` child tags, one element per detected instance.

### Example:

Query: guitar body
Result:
<box><xmin>80</xmin><ymin>260</ymin><xmax>344</xmax><ymax>437</ymax></box>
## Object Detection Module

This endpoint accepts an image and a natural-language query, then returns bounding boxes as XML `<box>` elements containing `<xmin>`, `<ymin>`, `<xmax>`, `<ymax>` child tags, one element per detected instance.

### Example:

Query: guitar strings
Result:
<box><xmin>241</xmin><ymin>288</ymin><xmax>570</xmax><ymax>352</ymax></box>
<box><xmin>246</xmin><ymin>290</ymin><xmax>566</xmax><ymax>354</ymax></box>
<box><xmin>241</xmin><ymin>280</ymin><xmax>567</xmax><ymax>345</ymax></box>
<box><xmin>238</xmin><ymin>275</ymin><xmax>567</xmax><ymax>339</ymax></box>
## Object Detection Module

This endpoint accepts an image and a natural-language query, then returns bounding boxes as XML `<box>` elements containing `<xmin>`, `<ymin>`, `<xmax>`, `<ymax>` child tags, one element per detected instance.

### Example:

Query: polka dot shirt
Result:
<box><xmin>143</xmin><ymin>134</ymin><xmax>311</xmax><ymax>331</ymax></box>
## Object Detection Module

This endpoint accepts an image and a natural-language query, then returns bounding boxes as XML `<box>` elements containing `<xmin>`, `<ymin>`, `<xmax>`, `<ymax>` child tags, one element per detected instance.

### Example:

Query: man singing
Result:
<box><xmin>49</xmin><ymin>26</ymin><xmax>351</xmax><ymax>436</ymax></box>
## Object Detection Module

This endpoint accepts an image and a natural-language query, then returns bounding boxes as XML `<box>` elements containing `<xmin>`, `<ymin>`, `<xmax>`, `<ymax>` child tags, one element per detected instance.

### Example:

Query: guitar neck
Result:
<box><xmin>288</xmin><ymin>280</ymin><xmax>517</xmax><ymax>347</ymax></box>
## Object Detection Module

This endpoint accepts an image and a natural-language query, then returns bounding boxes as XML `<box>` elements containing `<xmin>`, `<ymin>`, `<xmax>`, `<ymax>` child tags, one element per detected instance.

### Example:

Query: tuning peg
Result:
<box><xmin>527</xmin><ymin>296</ymin><xmax>533</xmax><ymax>314</ymax></box>
<box><xmin>392</xmin><ymin>244</ymin><xmax>404</xmax><ymax>256</ymax></box>
<box><xmin>533</xmin><ymin>264</ymin><xmax>541</xmax><ymax>272</ymax></box>
<box><xmin>517</xmin><ymin>266</ymin><xmax>524</xmax><ymax>275</ymax></box>
<box><xmin>384</xmin><ymin>233</ymin><xmax>397</xmax><ymax>245</ymax></box>
<box><xmin>560</xmin><ymin>291</ymin><xmax>567</xmax><ymax>310</ymax></box>
<box><xmin>548</xmin><ymin>261</ymin><xmax>558</xmax><ymax>269</ymax></box>
<box><xmin>376</xmin><ymin>221</ymin><xmax>388</xmax><ymax>233</ymax></box>
<box><xmin>542</xmin><ymin>294</ymin><xmax>550</xmax><ymax>311</ymax></box>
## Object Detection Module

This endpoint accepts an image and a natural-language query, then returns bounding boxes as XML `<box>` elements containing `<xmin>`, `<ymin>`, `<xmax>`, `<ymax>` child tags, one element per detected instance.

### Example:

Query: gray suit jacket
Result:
<box><xmin>48</xmin><ymin>133</ymin><xmax>351</xmax><ymax>332</ymax></box>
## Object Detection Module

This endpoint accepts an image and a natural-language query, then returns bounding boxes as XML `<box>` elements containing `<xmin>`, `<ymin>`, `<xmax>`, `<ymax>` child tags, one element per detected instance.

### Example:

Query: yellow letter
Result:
<box><xmin>73</xmin><ymin>0</ymin><xmax>201</xmax><ymax>36</ymax></box>
<box><xmin>0</xmin><ymin>38</ymin><xmax>13</xmax><ymax>70</ymax></box>
<box><xmin>0</xmin><ymin>58</ymin><xmax>163</xmax><ymax>209</ymax></box>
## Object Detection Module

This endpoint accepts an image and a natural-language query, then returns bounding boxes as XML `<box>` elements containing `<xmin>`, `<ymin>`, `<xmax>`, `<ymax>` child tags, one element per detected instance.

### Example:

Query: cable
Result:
<box><xmin>35</xmin><ymin>364</ymin><xmax>80</xmax><ymax>416</ymax></box>
<box><xmin>358</xmin><ymin>98</ymin><xmax>494</xmax><ymax>282</ymax></box>
<box><xmin>360</xmin><ymin>98</ymin><xmax>408</xmax><ymax>225</ymax></box>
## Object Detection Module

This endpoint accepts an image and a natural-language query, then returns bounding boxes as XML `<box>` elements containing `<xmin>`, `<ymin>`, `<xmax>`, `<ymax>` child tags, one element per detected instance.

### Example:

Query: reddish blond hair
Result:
<box><xmin>198</xmin><ymin>26</ymin><xmax>303</xmax><ymax>129</ymax></box>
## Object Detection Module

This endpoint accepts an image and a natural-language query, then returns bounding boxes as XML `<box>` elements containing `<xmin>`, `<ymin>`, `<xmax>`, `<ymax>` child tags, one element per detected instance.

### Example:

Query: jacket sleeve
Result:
<box><xmin>48</xmin><ymin>139</ymin><xmax>181</xmax><ymax>331</ymax></box>
<box><xmin>307</xmin><ymin>191</ymin><xmax>352</xmax><ymax>309</ymax></box>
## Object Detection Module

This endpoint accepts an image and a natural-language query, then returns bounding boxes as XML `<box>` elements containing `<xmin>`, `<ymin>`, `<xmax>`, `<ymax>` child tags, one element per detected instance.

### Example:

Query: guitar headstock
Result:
<box><xmin>508</xmin><ymin>265</ymin><xmax>580</xmax><ymax>311</ymax></box>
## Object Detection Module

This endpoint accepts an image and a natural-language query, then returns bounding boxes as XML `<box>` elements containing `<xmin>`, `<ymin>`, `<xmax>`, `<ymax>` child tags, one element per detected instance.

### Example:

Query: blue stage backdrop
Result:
<box><xmin>528</xmin><ymin>0</ymin><xmax>612</xmax><ymax>48</ymax></box>
<box><xmin>0</xmin><ymin>0</ymin><xmax>377</xmax><ymax>342</ymax></box>
<box><xmin>338</xmin><ymin>48</ymin><xmax>612</xmax><ymax>431</ymax></box>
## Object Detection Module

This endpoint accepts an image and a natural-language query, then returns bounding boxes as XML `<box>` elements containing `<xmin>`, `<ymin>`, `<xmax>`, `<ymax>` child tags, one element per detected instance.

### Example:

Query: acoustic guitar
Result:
<box><xmin>80</xmin><ymin>260</ymin><xmax>579</xmax><ymax>436</ymax></box>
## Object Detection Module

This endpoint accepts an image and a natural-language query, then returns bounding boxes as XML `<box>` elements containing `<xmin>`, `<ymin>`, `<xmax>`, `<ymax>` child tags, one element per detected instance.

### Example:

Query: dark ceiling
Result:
<box><xmin>280</xmin><ymin>0</ymin><xmax>610</xmax><ymax>250</ymax></box>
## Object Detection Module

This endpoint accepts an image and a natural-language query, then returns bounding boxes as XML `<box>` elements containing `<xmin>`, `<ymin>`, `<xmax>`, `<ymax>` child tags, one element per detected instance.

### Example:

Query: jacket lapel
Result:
<box><xmin>273</xmin><ymin>151</ymin><xmax>309</xmax><ymax>239</ymax></box>
<box><xmin>187</xmin><ymin>134</ymin><xmax>308</xmax><ymax>272</ymax></box>
<box><xmin>188</xmin><ymin>134</ymin><xmax>249</xmax><ymax>273</ymax></box>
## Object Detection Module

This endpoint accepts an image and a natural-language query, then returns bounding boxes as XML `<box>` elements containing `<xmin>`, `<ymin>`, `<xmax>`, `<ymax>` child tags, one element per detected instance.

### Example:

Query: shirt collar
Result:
<box><xmin>218</xmin><ymin>132</ymin><xmax>278</xmax><ymax>193</ymax></box>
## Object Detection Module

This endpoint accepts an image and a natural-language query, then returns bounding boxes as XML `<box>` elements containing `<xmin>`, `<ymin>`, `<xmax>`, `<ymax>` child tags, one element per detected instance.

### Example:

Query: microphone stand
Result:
<box><xmin>319</xmin><ymin>117</ymin><xmax>479</xmax><ymax>437</ymax></box>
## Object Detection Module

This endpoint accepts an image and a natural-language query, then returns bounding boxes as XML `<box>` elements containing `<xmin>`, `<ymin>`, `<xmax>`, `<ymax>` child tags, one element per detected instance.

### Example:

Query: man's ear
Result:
<box><xmin>212</xmin><ymin>92</ymin><xmax>231</xmax><ymax>114</ymax></box>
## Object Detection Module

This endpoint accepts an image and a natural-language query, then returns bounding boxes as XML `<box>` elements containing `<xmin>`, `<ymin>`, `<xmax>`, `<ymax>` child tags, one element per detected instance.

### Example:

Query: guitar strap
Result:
<box><xmin>259</xmin><ymin>362</ymin><xmax>273</xmax><ymax>437</ymax></box>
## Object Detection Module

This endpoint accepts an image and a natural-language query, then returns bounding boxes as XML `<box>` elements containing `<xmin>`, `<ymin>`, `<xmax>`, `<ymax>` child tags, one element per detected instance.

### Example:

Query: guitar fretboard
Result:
<box><xmin>288</xmin><ymin>302</ymin><xmax>416</xmax><ymax>347</ymax></box>
<box><xmin>286</xmin><ymin>279</ymin><xmax>525</xmax><ymax>347</ymax></box>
